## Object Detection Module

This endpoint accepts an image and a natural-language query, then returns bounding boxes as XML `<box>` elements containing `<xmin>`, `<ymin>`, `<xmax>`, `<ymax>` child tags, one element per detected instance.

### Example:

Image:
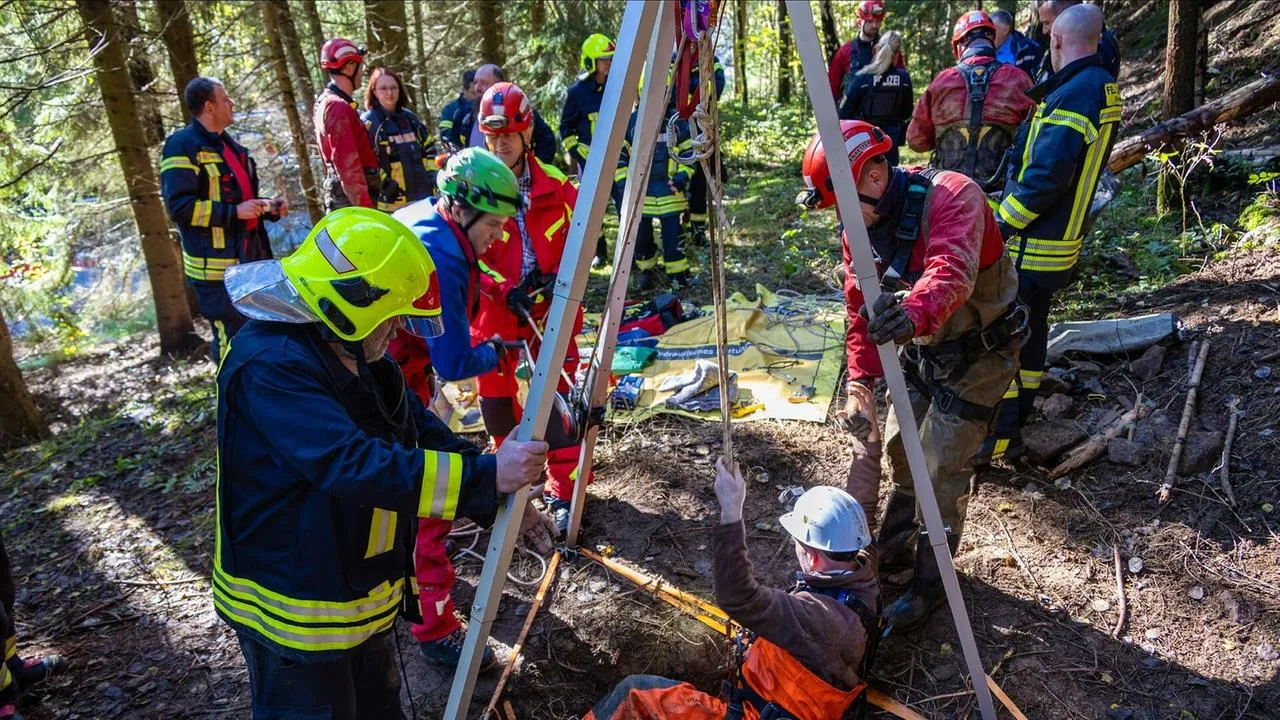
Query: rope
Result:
<box><xmin>450</xmin><ymin>520</ymin><xmax>549</xmax><ymax>587</ymax></box>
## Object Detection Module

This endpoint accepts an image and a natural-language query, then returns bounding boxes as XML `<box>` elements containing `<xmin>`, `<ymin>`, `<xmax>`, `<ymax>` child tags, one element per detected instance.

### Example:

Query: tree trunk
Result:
<box><xmin>1194</xmin><ymin>9</ymin><xmax>1210</xmax><ymax>106</ymax></box>
<box><xmin>477</xmin><ymin>0</ymin><xmax>503</xmax><ymax>66</ymax></box>
<box><xmin>0</xmin><ymin>306</ymin><xmax>50</xmax><ymax>451</ymax></box>
<box><xmin>77</xmin><ymin>0</ymin><xmax>200</xmax><ymax>357</ymax></box>
<box><xmin>413</xmin><ymin>0</ymin><xmax>430</xmax><ymax>112</ymax></box>
<box><xmin>274</xmin><ymin>0</ymin><xmax>317</xmax><ymax>107</ymax></box>
<box><xmin>364</xmin><ymin>0</ymin><xmax>413</xmax><ymax>105</ymax></box>
<box><xmin>262</xmin><ymin>0</ymin><xmax>323</xmax><ymax>225</ymax></box>
<box><xmin>530</xmin><ymin>0</ymin><xmax>545</xmax><ymax>35</ymax></box>
<box><xmin>819</xmin><ymin>0</ymin><xmax>840</xmax><ymax>61</ymax></box>
<box><xmin>154</xmin><ymin>0</ymin><xmax>198</xmax><ymax>119</ymax></box>
<box><xmin>734</xmin><ymin>0</ymin><xmax>748</xmax><ymax>106</ymax></box>
<box><xmin>776</xmin><ymin>0</ymin><xmax>791</xmax><ymax>105</ymax></box>
<box><xmin>1158</xmin><ymin>0</ymin><xmax>1200</xmax><ymax>215</ymax></box>
<box><xmin>1109</xmin><ymin>74</ymin><xmax>1280</xmax><ymax>173</ymax></box>
<box><xmin>116</xmin><ymin>1</ymin><xmax>166</xmax><ymax>144</ymax></box>
<box><xmin>300</xmin><ymin>0</ymin><xmax>325</xmax><ymax>84</ymax></box>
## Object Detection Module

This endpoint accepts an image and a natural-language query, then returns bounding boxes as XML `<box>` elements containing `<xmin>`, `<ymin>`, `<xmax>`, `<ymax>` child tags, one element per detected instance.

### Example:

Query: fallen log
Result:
<box><xmin>1049</xmin><ymin>398</ymin><xmax>1148</xmax><ymax>478</ymax></box>
<box><xmin>1108</xmin><ymin>74</ymin><xmax>1280</xmax><ymax>174</ymax></box>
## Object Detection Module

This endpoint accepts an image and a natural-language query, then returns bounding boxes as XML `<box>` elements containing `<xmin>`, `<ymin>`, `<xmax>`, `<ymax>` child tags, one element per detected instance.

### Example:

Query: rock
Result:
<box><xmin>1188</xmin><ymin>585</ymin><xmax>1205</xmax><ymax>600</ymax></box>
<box><xmin>693</xmin><ymin>558</ymin><xmax>712</xmax><ymax>576</ymax></box>
<box><xmin>1022</xmin><ymin>420</ymin><xmax>1088</xmax><ymax>464</ymax></box>
<box><xmin>1218</xmin><ymin>590</ymin><xmax>1259</xmax><ymax>625</ymax></box>
<box><xmin>588</xmin><ymin>579</ymin><xmax>608</xmax><ymax>593</ymax></box>
<box><xmin>1070</xmin><ymin>359</ymin><xmax>1105</xmax><ymax>376</ymax></box>
<box><xmin>1129</xmin><ymin>345</ymin><xmax>1166</xmax><ymax>381</ymax></box>
<box><xmin>1077</xmin><ymin>376</ymin><xmax>1107</xmax><ymax>397</ymax></box>
<box><xmin>1128</xmin><ymin>557</ymin><xmax>1144</xmax><ymax>574</ymax></box>
<box><xmin>1091</xmin><ymin>598</ymin><xmax>1111</xmax><ymax>612</ymax></box>
<box><xmin>1256</xmin><ymin>366</ymin><xmax>1273</xmax><ymax>380</ymax></box>
<box><xmin>1179</xmin><ymin>431</ymin><xmax>1224</xmax><ymax>474</ymax></box>
<box><xmin>1041</xmin><ymin>393</ymin><xmax>1077</xmax><ymax>420</ymax></box>
<box><xmin>1145</xmin><ymin>628</ymin><xmax>1162</xmax><ymax>640</ymax></box>
<box><xmin>1259</xmin><ymin>643</ymin><xmax>1279</xmax><ymax>661</ymax></box>
<box><xmin>1107</xmin><ymin>438</ymin><xmax>1144</xmax><ymax>466</ymax></box>
<box><xmin>1041</xmin><ymin>367</ymin><xmax>1075</xmax><ymax>395</ymax></box>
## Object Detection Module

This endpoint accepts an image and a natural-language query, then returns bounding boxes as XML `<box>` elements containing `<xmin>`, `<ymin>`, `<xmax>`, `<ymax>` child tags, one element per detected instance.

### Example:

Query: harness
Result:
<box><xmin>872</xmin><ymin>169</ymin><xmax>1030</xmax><ymax>422</ymax></box>
<box><xmin>933</xmin><ymin>51</ymin><xmax>1012</xmax><ymax>184</ymax></box>
<box><xmin>725</xmin><ymin>583</ymin><xmax>881</xmax><ymax>720</ymax></box>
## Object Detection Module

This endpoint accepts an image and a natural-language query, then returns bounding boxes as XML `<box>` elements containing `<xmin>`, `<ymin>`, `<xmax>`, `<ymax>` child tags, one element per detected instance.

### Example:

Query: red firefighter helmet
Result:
<box><xmin>857</xmin><ymin>1</ymin><xmax>885</xmax><ymax>21</ymax></box>
<box><xmin>478</xmin><ymin>82</ymin><xmax>533</xmax><ymax>135</ymax></box>
<box><xmin>796</xmin><ymin>120</ymin><xmax>894</xmax><ymax>210</ymax></box>
<box><xmin>321</xmin><ymin>38</ymin><xmax>365</xmax><ymax>71</ymax></box>
<box><xmin>951</xmin><ymin>10</ymin><xmax>997</xmax><ymax>60</ymax></box>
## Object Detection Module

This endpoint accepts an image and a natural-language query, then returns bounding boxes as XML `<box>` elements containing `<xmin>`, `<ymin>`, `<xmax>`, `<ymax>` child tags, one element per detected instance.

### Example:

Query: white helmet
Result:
<box><xmin>779</xmin><ymin>486</ymin><xmax>872</xmax><ymax>554</ymax></box>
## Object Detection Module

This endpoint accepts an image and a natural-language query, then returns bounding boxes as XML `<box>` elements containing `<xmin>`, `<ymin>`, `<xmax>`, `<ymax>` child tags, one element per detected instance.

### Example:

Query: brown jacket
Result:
<box><xmin>712</xmin><ymin>521</ymin><xmax>880</xmax><ymax>692</ymax></box>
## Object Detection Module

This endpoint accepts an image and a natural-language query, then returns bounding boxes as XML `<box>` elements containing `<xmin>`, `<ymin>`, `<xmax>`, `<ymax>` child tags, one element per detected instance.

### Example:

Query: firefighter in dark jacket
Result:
<box><xmin>992</xmin><ymin>9</ymin><xmax>1042</xmax><ymax>78</ymax></box>
<box><xmin>907</xmin><ymin>10</ymin><xmax>1035</xmax><ymax>184</ymax></box>
<box><xmin>1</xmin><ymin>531</ymin><xmax>64</xmax><ymax>720</ymax></box>
<box><xmin>562</xmin><ymin>33</ymin><xmax>621</xmax><ymax>264</ymax></box>
<box><xmin>362</xmin><ymin>67</ymin><xmax>437</xmax><ymax>211</ymax></box>
<box><xmin>160</xmin><ymin>76</ymin><xmax>286</xmax><ymax>363</ymax></box>
<box><xmin>446</xmin><ymin>64</ymin><xmax>558</xmax><ymax>166</ymax></box>
<box><xmin>980</xmin><ymin>3</ymin><xmax>1123</xmax><ymax>464</ymax></box>
<box><xmin>677</xmin><ymin>53</ymin><xmax>726</xmax><ymax>246</ymax></box>
<box><xmin>439</xmin><ymin>69</ymin><xmax>476</xmax><ymax>152</ymax></box>
<box><xmin>1036</xmin><ymin>0</ymin><xmax>1120</xmax><ymax>82</ymax></box>
<box><xmin>838</xmin><ymin>30</ymin><xmax>913</xmax><ymax>166</ymax></box>
<box><xmin>214</xmin><ymin>207</ymin><xmax>552</xmax><ymax>718</ymax></box>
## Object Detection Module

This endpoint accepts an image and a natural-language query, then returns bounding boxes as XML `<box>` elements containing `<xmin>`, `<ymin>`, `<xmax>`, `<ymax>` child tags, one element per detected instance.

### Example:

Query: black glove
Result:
<box><xmin>506</xmin><ymin>286</ymin><xmax>534</xmax><ymax>319</ymax></box>
<box><xmin>487</xmin><ymin>338</ymin><xmax>511</xmax><ymax>361</ymax></box>
<box><xmin>860</xmin><ymin>291</ymin><xmax>915</xmax><ymax>346</ymax></box>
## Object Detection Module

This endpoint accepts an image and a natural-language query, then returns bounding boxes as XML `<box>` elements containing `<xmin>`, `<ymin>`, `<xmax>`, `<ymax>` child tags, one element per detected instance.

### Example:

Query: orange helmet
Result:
<box><xmin>951</xmin><ymin>10</ymin><xmax>997</xmax><ymax>60</ymax></box>
<box><xmin>796</xmin><ymin>121</ymin><xmax>893</xmax><ymax>210</ymax></box>
<box><xmin>478</xmin><ymin>82</ymin><xmax>533</xmax><ymax>135</ymax></box>
<box><xmin>857</xmin><ymin>1</ymin><xmax>885</xmax><ymax>21</ymax></box>
<box><xmin>320</xmin><ymin>38</ymin><xmax>365</xmax><ymax>71</ymax></box>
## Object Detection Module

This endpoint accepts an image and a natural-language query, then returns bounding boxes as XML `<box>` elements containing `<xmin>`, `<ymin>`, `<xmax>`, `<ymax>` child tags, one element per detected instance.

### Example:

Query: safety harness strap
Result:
<box><xmin>956</xmin><ymin>54</ymin><xmax>1001</xmax><ymax>180</ymax></box>
<box><xmin>878</xmin><ymin>169</ymin><xmax>939</xmax><ymax>290</ymax></box>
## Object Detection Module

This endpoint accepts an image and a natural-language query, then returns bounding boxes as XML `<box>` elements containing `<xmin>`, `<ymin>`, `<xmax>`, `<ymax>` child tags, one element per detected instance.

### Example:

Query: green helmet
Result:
<box><xmin>437</xmin><ymin>147</ymin><xmax>523</xmax><ymax>217</ymax></box>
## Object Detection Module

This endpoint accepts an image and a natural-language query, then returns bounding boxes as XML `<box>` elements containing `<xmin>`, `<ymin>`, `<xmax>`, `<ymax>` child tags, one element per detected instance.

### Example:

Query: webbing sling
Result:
<box><xmin>874</xmin><ymin>169</ymin><xmax>940</xmax><ymax>291</ymax></box>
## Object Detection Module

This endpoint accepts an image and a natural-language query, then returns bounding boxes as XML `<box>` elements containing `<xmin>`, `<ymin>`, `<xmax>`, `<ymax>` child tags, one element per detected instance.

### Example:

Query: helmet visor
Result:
<box><xmin>225</xmin><ymin>260</ymin><xmax>320</xmax><ymax>324</ymax></box>
<box><xmin>480</xmin><ymin>114</ymin><xmax>511</xmax><ymax>131</ymax></box>
<box><xmin>403</xmin><ymin>315</ymin><xmax>445</xmax><ymax>339</ymax></box>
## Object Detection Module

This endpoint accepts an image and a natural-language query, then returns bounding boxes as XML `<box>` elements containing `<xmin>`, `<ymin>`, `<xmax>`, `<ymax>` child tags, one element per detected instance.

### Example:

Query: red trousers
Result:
<box><xmin>410</xmin><ymin>517</ymin><xmax>460</xmax><ymax>642</ymax></box>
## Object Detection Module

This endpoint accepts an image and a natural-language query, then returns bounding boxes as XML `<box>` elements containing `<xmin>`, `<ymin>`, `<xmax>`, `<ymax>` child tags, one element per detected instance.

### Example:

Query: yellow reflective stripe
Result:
<box><xmin>664</xmin><ymin>256</ymin><xmax>690</xmax><ymax>273</ymax></box>
<box><xmin>197</xmin><ymin>151</ymin><xmax>221</xmax><ymax>165</ymax></box>
<box><xmin>205</xmin><ymin>164</ymin><xmax>222</xmax><ymax>201</ymax></box>
<box><xmin>614</xmin><ymin>167</ymin><xmax>629</xmax><ymax>183</ymax></box>
<box><xmin>2</xmin><ymin>634</ymin><xmax>14</xmax><ymax>660</ymax></box>
<box><xmin>544</xmin><ymin>212</ymin><xmax>567</xmax><ymax>243</ymax></box>
<box><xmin>212</xmin><ymin>227</ymin><xmax>225</xmax><ymax>250</ymax></box>
<box><xmin>1066</xmin><ymin>122</ymin><xmax>1114</xmax><ymax>240</ymax></box>
<box><xmin>190</xmin><ymin>200</ymin><xmax>213</xmax><ymax>227</ymax></box>
<box><xmin>998</xmin><ymin>194</ymin><xmax>1036</xmax><ymax>230</ymax></box>
<box><xmin>1100</xmin><ymin>106</ymin><xmax>1122</xmax><ymax>125</ymax></box>
<box><xmin>390</xmin><ymin>161</ymin><xmax>406</xmax><ymax>196</ymax></box>
<box><xmin>563</xmin><ymin>135</ymin><xmax>580</xmax><ymax>151</ymax></box>
<box><xmin>992</xmin><ymin>438</ymin><xmax>1010</xmax><ymax>459</ymax></box>
<box><xmin>689</xmin><ymin>212</ymin><xmax>707</xmax><ymax>223</ymax></box>
<box><xmin>440</xmin><ymin>119</ymin><xmax>454</xmax><ymax>130</ymax></box>
<box><xmin>0</xmin><ymin>662</ymin><xmax>10</xmax><ymax>692</ymax></box>
<box><xmin>477</xmin><ymin>258</ymin><xmax>506</xmax><ymax>283</ymax></box>
<box><xmin>213</xmin><ymin>584</ymin><xmax>399</xmax><ymax>653</ymax></box>
<box><xmin>214</xmin><ymin>567</ymin><xmax>403</xmax><ymax>621</ymax></box>
<box><xmin>635</xmin><ymin>254</ymin><xmax>658</xmax><ymax>270</ymax></box>
<box><xmin>418</xmin><ymin>452</ymin><xmax>463</xmax><ymax>521</ymax></box>
<box><xmin>1042</xmin><ymin>108</ymin><xmax>1098</xmax><ymax>144</ymax></box>
<box><xmin>183</xmin><ymin>252</ymin><xmax>237</xmax><ymax>281</ymax></box>
<box><xmin>363</xmin><ymin>508</ymin><xmax>398</xmax><ymax>559</ymax></box>
<box><xmin>1020</xmin><ymin>368</ymin><xmax>1043</xmax><ymax>390</ymax></box>
<box><xmin>160</xmin><ymin>156</ymin><xmax>198</xmax><ymax>173</ymax></box>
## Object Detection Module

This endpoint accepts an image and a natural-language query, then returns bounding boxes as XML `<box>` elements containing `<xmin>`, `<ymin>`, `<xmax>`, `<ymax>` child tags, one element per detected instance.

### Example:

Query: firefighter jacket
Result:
<box><xmin>473</xmin><ymin>156</ymin><xmax>580</xmax><ymax>345</ymax></box>
<box><xmin>439</xmin><ymin>93</ymin><xmax>467</xmax><ymax>150</ymax></box>
<box><xmin>362</xmin><ymin>105</ymin><xmax>438</xmax><ymax>212</ymax></box>
<box><xmin>843</xmin><ymin>168</ymin><xmax>1019</xmax><ymax>383</ymax></box>
<box><xmin>997</xmin><ymin>53</ymin><xmax>1121</xmax><ymax>281</ymax></box>
<box><xmin>393</xmin><ymin>199</ymin><xmax>500</xmax><ymax>383</ymax></box>
<box><xmin>314</xmin><ymin>83</ymin><xmax>380</xmax><ymax>209</ymax></box>
<box><xmin>996</xmin><ymin>29</ymin><xmax>1042</xmax><ymax>78</ymax></box>
<box><xmin>1037</xmin><ymin>27</ymin><xmax>1120</xmax><ymax>84</ymax></box>
<box><xmin>448</xmin><ymin>101</ymin><xmax>559</xmax><ymax>167</ymax></box>
<box><xmin>159</xmin><ymin>121</ymin><xmax>276</xmax><ymax>322</ymax></box>
<box><xmin>828</xmin><ymin>37</ymin><xmax>906</xmax><ymax>100</ymax></box>
<box><xmin>560</xmin><ymin>75</ymin><xmax>606</xmax><ymax>169</ymax></box>
<box><xmin>616</xmin><ymin>109</ymin><xmax>694</xmax><ymax>218</ymax></box>
<box><xmin>213</xmin><ymin>320</ymin><xmax>498</xmax><ymax>661</ymax></box>
<box><xmin>907</xmin><ymin>50</ymin><xmax>1035</xmax><ymax>182</ymax></box>
<box><xmin>838</xmin><ymin>67</ymin><xmax>914</xmax><ymax>149</ymax></box>
<box><xmin>667</xmin><ymin>54</ymin><xmax>726</xmax><ymax>114</ymax></box>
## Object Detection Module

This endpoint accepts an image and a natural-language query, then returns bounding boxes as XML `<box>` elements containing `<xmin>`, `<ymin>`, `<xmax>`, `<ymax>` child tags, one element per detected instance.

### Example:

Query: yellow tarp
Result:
<box><xmin>438</xmin><ymin>286</ymin><xmax>845</xmax><ymax>433</ymax></box>
<box><xmin>589</xmin><ymin>285</ymin><xmax>845</xmax><ymax>424</ymax></box>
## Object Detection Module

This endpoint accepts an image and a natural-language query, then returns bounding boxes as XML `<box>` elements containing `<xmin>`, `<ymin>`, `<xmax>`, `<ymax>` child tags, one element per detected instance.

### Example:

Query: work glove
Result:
<box><xmin>506</xmin><ymin>286</ymin><xmax>535</xmax><ymax>320</ymax></box>
<box><xmin>860</xmin><ymin>290</ymin><xmax>915</xmax><ymax>346</ymax></box>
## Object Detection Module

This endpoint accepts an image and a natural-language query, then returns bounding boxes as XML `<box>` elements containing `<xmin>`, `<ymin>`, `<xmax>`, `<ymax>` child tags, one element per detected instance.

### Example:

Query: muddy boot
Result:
<box><xmin>875</xmin><ymin>490</ymin><xmax>917</xmax><ymax>578</ymax></box>
<box><xmin>882</xmin><ymin>531</ymin><xmax>959</xmax><ymax>634</ymax></box>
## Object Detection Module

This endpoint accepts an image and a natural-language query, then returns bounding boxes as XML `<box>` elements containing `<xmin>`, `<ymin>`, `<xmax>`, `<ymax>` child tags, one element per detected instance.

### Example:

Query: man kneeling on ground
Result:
<box><xmin>585</xmin><ymin>459</ymin><xmax>880</xmax><ymax>720</ymax></box>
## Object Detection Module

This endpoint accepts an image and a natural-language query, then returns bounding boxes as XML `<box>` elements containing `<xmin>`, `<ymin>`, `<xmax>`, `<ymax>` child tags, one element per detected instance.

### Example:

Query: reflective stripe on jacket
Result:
<box><xmin>362</xmin><ymin>105</ymin><xmax>437</xmax><ymax>211</ymax></box>
<box><xmin>561</xmin><ymin>76</ymin><xmax>605</xmax><ymax>167</ymax></box>
<box><xmin>213</xmin><ymin>321</ymin><xmax>497</xmax><ymax>660</ymax></box>
<box><xmin>999</xmin><ymin>54</ymin><xmax>1122</xmax><ymax>277</ymax></box>
<box><xmin>616</xmin><ymin>109</ymin><xmax>693</xmax><ymax>217</ymax></box>
<box><xmin>159</xmin><ymin>121</ymin><xmax>274</xmax><ymax>320</ymax></box>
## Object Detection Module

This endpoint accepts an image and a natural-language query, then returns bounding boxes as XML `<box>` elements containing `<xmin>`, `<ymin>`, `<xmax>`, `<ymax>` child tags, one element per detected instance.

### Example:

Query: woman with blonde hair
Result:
<box><xmin>838</xmin><ymin>31</ymin><xmax>913</xmax><ymax>165</ymax></box>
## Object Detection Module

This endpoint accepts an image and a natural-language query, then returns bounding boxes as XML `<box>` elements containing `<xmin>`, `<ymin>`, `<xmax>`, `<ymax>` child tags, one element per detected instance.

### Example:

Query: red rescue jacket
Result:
<box><xmin>907</xmin><ymin>56</ymin><xmax>1035</xmax><ymax>153</ymax></box>
<box><xmin>843</xmin><ymin>168</ymin><xmax>1009</xmax><ymax>383</ymax></box>
<box><xmin>314</xmin><ymin>83</ymin><xmax>380</xmax><ymax>208</ymax></box>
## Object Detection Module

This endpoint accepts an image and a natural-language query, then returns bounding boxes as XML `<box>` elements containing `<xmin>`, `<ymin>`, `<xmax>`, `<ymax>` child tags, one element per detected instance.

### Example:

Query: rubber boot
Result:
<box><xmin>882</xmin><ymin>531</ymin><xmax>960</xmax><ymax>634</ymax></box>
<box><xmin>875</xmin><ymin>490</ymin><xmax>917</xmax><ymax>577</ymax></box>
